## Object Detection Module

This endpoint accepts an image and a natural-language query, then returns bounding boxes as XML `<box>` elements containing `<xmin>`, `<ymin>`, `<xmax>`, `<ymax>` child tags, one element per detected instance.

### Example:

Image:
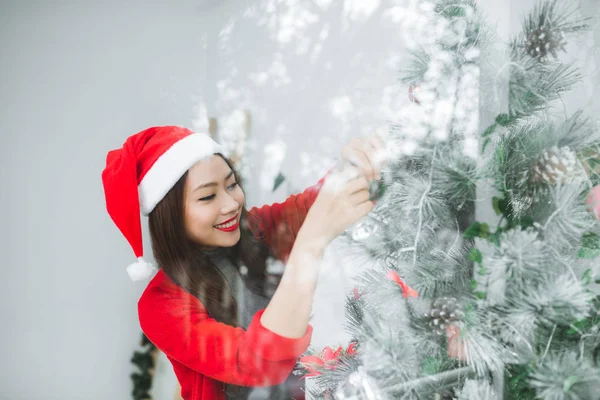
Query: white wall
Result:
<box><xmin>1</xmin><ymin>0</ymin><xmax>408</xmax><ymax>399</ymax></box>
<box><xmin>1</xmin><ymin>1</ymin><xmax>209</xmax><ymax>399</ymax></box>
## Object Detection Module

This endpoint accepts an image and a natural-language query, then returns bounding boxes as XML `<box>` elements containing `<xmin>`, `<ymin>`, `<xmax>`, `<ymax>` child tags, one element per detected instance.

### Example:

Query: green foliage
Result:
<box><xmin>504</xmin><ymin>363</ymin><xmax>538</xmax><ymax>400</ymax></box>
<box><xmin>578</xmin><ymin>232</ymin><xmax>600</xmax><ymax>259</ymax></box>
<box><xmin>464</xmin><ymin>222</ymin><xmax>490</xmax><ymax>240</ymax></box>
<box><xmin>131</xmin><ymin>333</ymin><xmax>156</xmax><ymax>400</ymax></box>
<box><xmin>272</xmin><ymin>171</ymin><xmax>286</xmax><ymax>192</ymax></box>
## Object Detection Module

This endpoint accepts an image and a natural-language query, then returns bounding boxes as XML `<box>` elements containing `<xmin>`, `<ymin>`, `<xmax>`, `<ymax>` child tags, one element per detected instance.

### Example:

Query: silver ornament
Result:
<box><xmin>335</xmin><ymin>367</ymin><xmax>387</xmax><ymax>400</ymax></box>
<box><xmin>350</xmin><ymin>216</ymin><xmax>380</xmax><ymax>241</ymax></box>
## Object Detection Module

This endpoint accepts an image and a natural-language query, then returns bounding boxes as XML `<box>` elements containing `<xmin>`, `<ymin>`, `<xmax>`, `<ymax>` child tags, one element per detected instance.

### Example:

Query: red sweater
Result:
<box><xmin>138</xmin><ymin>174</ymin><xmax>327</xmax><ymax>400</ymax></box>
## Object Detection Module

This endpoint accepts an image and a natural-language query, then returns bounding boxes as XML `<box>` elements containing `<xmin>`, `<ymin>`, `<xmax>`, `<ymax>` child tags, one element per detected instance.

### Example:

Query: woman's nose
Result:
<box><xmin>221</xmin><ymin>193</ymin><xmax>240</xmax><ymax>214</ymax></box>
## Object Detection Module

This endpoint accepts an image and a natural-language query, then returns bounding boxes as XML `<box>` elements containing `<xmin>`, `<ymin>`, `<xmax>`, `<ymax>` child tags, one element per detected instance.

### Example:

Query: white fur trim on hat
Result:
<box><xmin>138</xmin><ymin>133</ymin><xmax>221</xmax><ymax>215</ymax></box>
<box><xmin>126</xmin><ymin>257</ymin><xmax>156</xmax><ymax>281</ymax></box>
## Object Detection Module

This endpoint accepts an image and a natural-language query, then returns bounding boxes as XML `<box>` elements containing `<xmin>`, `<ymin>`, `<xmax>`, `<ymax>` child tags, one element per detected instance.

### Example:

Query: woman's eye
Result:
<box><xmin>198</xmin><ymin>182</ymin><xmax>237</xmax><ymax>201</ymax></box>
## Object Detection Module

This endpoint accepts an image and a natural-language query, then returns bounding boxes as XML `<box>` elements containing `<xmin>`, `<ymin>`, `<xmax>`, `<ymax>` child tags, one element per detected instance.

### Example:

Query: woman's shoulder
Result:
<box><xmin>137</xmin><ymin>270</ymin><xmax>213</xmax><ymax>343</ymax></box>
<box><xmin>140</xmin><ymin>269</ymin><xmax>176</xmax><ymax>295</ymax></box>
<box><xmin>138</xmin><ymin>270</ymin><xmax>205</xmax><ymax>313</ymax></box>
<box><xmin>136</xmin><ymin>270</ymin><xmax>214</xmax><ymax>354</ymax></box>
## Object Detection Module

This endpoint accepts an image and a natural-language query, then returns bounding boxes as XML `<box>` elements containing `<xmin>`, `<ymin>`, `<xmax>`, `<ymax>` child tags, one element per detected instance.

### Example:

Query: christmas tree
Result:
<box><xmin>296</xmin><ymin>0</ymin><xmax>600</xmax><ymax>399</ymax></box>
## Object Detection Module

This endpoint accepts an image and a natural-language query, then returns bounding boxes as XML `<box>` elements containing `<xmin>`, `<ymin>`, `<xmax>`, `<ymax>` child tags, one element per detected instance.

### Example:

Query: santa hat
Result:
<box><xmin>102</xmin><ymin>126</ymin><xmax>222</xmax><ymax>281</ymax></box>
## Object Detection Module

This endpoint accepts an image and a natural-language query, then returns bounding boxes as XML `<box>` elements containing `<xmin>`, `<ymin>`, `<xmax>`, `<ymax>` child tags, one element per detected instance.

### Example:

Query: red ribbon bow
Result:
<box><xmin>387</xmin><ymin>270</ymin><xmax>418</xmax><ymax>298</ymax></box>
<box><xmin>299</xmin><ymin>342</ymin><xmax>358</xmax><ymax>378</ymax></box>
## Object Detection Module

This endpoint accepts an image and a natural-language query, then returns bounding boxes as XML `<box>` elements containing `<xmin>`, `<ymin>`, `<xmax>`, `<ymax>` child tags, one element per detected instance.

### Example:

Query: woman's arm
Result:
<box><xmin>259</xmin><ymin>228</ymin><xmax>327</xmax><ymax>338</ymax></box>
<box><xmin>260</xmin><ymin>172</ymin><xmax>375</xmax><ymax>338</ymax></box>
<box><xmin>247</xmin><ymin>170</ymin><xmax>331</xmax><ymax>263</ymax></box>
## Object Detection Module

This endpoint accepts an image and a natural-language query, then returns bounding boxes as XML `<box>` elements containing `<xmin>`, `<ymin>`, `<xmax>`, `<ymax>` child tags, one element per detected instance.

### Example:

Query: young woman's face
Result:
<box><xmin>183</xmin><ymin>155</ymin><xmax>245</xmax><ymax>249</ymax></box>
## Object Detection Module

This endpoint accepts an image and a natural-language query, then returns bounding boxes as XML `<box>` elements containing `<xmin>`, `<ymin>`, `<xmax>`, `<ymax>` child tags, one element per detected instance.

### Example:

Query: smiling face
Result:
<box><xmin>183</xmin><ymin>155</ymin><xmax>245</xmax><ymax>249</ymax></box>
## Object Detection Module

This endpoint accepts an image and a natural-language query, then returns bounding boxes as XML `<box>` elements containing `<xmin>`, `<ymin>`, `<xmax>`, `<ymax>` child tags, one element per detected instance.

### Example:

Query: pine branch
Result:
<box><xmin>414</xmin><ymin>146</ymin><xmax>438</xmax><ymax>268</ymax></box>
<box><xmin>457</xmin><ymin>378</ymin><xmax>497</xmax><ymax>400</ymax></box>
<box><xmin>533</xmin><ymin>182</ymin><xmax>596</xmax><ymax>252</ymax></box>
<box><xmin>507</xmin><ymin>54</ymin><xmax>581</xmax><ymax>117</ymax></box>
<box><xmin>523</xmin><ymin>0</ymin><xmax>589</xmax><ymax>37</ymax></box>
<box><xmin>529</xmin><ymin>351</ymin><xmax>600</xmax><ymax>400</ymax></box>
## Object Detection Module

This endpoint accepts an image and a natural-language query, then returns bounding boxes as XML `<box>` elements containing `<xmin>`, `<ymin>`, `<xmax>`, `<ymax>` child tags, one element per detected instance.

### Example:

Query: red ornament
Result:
<box><xmin>446</xmin><ymin>325</ymin><xmax>468</xmax><ymax>362</ymax></box>
<box><xmin>298</xmin><ymin>343</ymin><xmax>359</xmax><ymax>378</ymax></box>
<box><xmin>386</xmin><ymin>270</ymin><xmax>419</xmax><ymax>298</ymax></box>
<box><xmin>408</xmin><ymin>84</ymin><xmax>421</xmax><ymax>104</ymax></box>
<box><xmin>585</xmin><ymin>185</ymin><xmax>600</xmax><ymax>220</ymax></box>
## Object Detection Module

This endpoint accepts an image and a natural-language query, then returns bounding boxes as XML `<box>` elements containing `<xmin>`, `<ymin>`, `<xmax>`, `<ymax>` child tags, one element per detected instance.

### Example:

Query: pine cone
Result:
<box><xmin>424</xmin><ymin>297</ymin><xmax>464</xmax><ymax>336</ymax></box>
<box><xmin>525</xmin><ymin>25</ymin><xmax>566</xmax><ymax>60</ymax></box>
<box><xmin>530</xmin><ymin>145</ymin><xmax>584</xmax><ymax>184</ymax></box>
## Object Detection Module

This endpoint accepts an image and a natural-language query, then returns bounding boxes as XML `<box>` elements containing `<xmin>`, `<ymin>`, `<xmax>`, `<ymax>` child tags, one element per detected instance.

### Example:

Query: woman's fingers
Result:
<box><xmin>345</xmin><ymin>174</ymin><xmax>370</xmax><ymax>195</ymax></box>
<box><xmin>342</xmin><ymin>136</ymin><xmax>385</xmax><ymax>181</ymax></box>
<box><xmin>323</xmin><ymin>163</ymin><xmax>360</xmax><ymax>194</ymax></box>
<box><xmin>367</xmin><ymin>134</ymin><xmax>386</xmax><ymax>173</ymax></box>
<box><xmin>349</xmin><ymin>188</ymin><xmax>371</xmax><ymax>206</ymax></box>
<box><xmin>344</xmin><ymin>176</ymin><xmax>372</xmax><ymax>207</ymax></box>
<box><xmin>356</xmin><ymin>137</ymin><xmax>381</xmax><ymax>180</ymax></box>
<box><xmin>355</xmin><ymin>197</ymin><xmax>375</xmax><ymax>217</ymax></box>
<box><xmin>342</xmin><ymin>139</ymin><xmax>375</xmax><ymax>180</ymax></box>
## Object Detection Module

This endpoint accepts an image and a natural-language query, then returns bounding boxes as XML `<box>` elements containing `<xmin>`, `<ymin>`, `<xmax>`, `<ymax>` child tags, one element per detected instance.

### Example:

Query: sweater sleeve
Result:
<box><xmin>247</xmin><ymin>169</ymin><xmax>332</xmax><ymax>262</ymax></box>
<box><xmin>138</xmin><ymin>284</ymin><xmax>312</xmax><ymax>387</ymax></box>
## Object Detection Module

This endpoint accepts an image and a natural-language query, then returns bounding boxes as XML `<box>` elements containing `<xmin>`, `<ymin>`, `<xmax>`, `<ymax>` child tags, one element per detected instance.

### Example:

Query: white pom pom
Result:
<box><xmin>126</xmin><ymin>257</ymin><xmax>156</xmax><ymax>281</ymax></box>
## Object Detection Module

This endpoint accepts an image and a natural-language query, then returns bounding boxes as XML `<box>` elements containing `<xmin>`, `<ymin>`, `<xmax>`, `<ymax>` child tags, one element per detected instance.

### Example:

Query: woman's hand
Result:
<box><xmin>299</xmin><ymin>167</ymin><xmax>374</xmax><ymax>248</ymax></box>
<box><xmin>340</xmin><ymin>133</ymin><xmax>386</xmax><ymax>181</ymax></box>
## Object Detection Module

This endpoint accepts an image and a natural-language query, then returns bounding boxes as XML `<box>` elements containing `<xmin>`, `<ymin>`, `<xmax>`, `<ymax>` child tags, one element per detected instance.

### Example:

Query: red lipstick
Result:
<box><xmin>214</xmin><ymin>214</ymin><xmax>240</xmax><ymax>232</ymax></box>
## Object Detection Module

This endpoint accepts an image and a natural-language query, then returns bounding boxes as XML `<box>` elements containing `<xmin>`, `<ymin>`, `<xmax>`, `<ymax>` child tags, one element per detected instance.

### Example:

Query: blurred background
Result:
<box><xmin>1</xmin><ymin>0</ymin><xmax>599</xmax><ymax>399</ymax></box>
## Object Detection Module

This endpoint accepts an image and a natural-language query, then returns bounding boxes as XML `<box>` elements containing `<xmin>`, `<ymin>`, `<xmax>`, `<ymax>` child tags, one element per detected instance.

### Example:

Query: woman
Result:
<box><xmin>102</xmin><ymin>126</ymin><xmax>384</xmax><ymax>400</ymax></box>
